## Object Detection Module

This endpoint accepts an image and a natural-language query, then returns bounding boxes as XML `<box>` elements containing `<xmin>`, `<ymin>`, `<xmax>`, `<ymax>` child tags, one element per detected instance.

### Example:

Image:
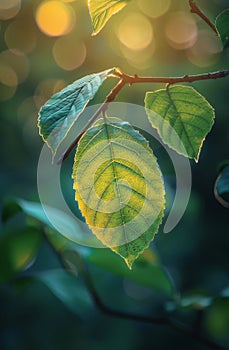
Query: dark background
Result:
<box><xmin>0</xmin><ymin>0</ymin><xmax>229</xmax><ymax>349</ymax></box>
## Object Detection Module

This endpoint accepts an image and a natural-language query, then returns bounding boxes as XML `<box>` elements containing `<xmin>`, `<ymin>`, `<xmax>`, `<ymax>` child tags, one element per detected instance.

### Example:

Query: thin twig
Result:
<box><xmin>189</xmin><ymin>0</ymin><xmax>218</xmax><ymax>34</ymax></box>
<box><xmin>57</xmin><ymin>78</ymin><xmax>125</xmax><ymax>164</ymax></box>
<box><xmin>81</xmin><ymin>261</ymin><xmax>226</xmax><ymax>350</ymax></box>
<box><xmin>58</xmin><ymin>245</ymin><xmax>227</xmax><ymax>350</ymax></box>
<box><xmin>58</xmin><ymin>69</ymin><xmax>229</xmax><ymax>164</ymax></box>
<box><xmin>115</xmin><ymin>70</ymin><xmax>229</xmax><ymax>85</ymax></box>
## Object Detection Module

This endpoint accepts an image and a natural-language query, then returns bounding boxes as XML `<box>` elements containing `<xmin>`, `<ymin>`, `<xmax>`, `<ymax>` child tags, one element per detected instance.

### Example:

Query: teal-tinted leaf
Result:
<box><xmin>145</xmin><ymin>85</ymin><xmax>215</xmax><ymax>161</ymax></box>
<box><xmin>88</xmin><ymin>0</ymin><xmax>130</xmax><ymax>35</ymax></box>
<box><xmin>215</xmin><ymin>9</ymin><xmax>229</xmax><ymax>49</ymax></box>
<box><xmin>214</xmin><ymin>164</ymin><xmax>229</xmax><ymax>208</ymax></box>
<box><xmin>220</xmin><ymin>286</ymin><xmax>229</xmax><ymax>298</ymax></box>
<box><xmin>79</xmin><ymin>247</ymin><xmax>175</xmax><ymax>297</ymax></box>
<box><xmin>179</xmin><ymin>294</ymin><xmax>213</xmax><ymax>309</ymax></box>
<box><xmin>34</xmin><ymin>220</ymin><xmax>175</xmax><ymax>297</ymax></box>
<box><xmin>37</xmin><ymin>269</ymin><xmax>94</xmax><ymax>318</ymax></box>
<box><xmin>72</xmin><ymin>117</ymin><xmax>165</xmax><ymax>268</ymax></box>
<box><xmin>16</xmin><ymin>199</ymin><xmax>54</xmax><ymax>227</ymax></box>
<box><xmin>14</xmin><ymin>199</ymin><xmax>96</xmax><ymax>246</ymax></box>
<box><xmin>0</xmin><ymin>227</ymin><xmax>42</xmax><ymax>284</ymax></box>
<box><xmin>38</xmin><ymin>69</ymin><xmax>114</xmax><ymax>157</ymax></box>
<box><xmin>6</xmin><ymin>198</ymin><xmax>101</xmax><ymax>247</ymax></box>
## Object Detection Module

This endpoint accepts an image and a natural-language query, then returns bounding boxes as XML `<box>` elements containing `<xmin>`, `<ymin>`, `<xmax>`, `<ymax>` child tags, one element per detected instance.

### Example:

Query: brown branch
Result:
<box><xmin>189</xmin><ymin>0</ymin><xmax>218</xmax><ymax>34</ymax></box>
<box><xmin>58</xmin><ymin>69</ymin><xmax>229</xmax><ymax>164</ymax></box>
<box><xmin>115</xmin><ymin>70</ymin><xmax>229</xmax><ymax>85</ymax></box>
<box><xmin>57</xmin><ymin>78</ymin><xmax>125</xmax><ymax>164</ymax></box>
<box><xmin>77</xmin><ymin>256</ymin><xmax>226</xmax><ymax>350</ymax></box>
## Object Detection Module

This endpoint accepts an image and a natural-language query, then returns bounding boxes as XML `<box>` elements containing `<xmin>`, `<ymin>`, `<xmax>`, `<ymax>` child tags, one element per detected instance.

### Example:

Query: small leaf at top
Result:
<box><xmin>88</xmin><ymin>0</ymin><xmax>130</xmax><ymax>35</ymax></box>
<box><xmin>72</xmin><ymin>117</ymin><xmax>165</xmax><ymax>268</ymax></box>
<box><xmin>215</xmin><ymin>9</ymin><xmax>229</xmax><ymax>49</ymax></box>
<box><xmin>145</xmin><ymin>85</ymin><xmax>215</xmax><ymax>162</ymax></box>
<box><xmin>38</xmin><ymin>69</ymin><xmax>114</xmax><ymax>157</ymax></box>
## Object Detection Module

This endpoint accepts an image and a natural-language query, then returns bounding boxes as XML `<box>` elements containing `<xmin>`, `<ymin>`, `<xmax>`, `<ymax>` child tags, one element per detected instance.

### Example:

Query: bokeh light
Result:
<box><xmin>0</xmin><ymin>50</ymin><xmax>29</xmax><ymax>84</ymax></box>
<box><xmin>0</xmin><ymin>0</ymin><xmax>21</xmax><ymax>20</ymax></box>
<box><xmin>17</xmin><ymin>97</ymin><xmax>43</xmax><ymax>147</ymax></box>
<box><xmin>117</xmin><ymin>13</ymin><xmax>153</xmax><ymax>50</ymax></box>
<box><xmin>120</xmin><ymin>45</ymin><xmax>156</xmax><ymax>70</ymax></box>
<box><xmin>138</xmin><ymin>0</ymin><xmax>171</xmax><ymax>19</ymax></box>
<box><xmin>0</xmin><ymin>84</ymin><xmax>17</xmax><ymax>101</ymax></box>
<box><xmin>165</xmin><ymin>11</ymin><xmax>197</xmax><ymax>50</ymax></box>
<box><xmin>5</xmin><ymin>20</ymin><xmax>37</xmax><ymax>54</ymax></box>
<box><xmin>53</xmin><ymin>36</ymin><xmax>86</xmax><ymax>71</ymax></box>
<box><xmin>35</xmin><ymin>1</ymin><xmax>75</xmax><ymax>37</ymax></box>
<box><xmin>34</xmin><ymin>79</ymin><xmax>67</xmax><ymax>109</ymax></box>
<box><xmin>186</xmin><ymin>30</ymin><xmax>222</xmax><ymax>67</ymax></box>
<box><xmin>0</xmin><ymin>64</ymin><xmax>18</xmax><ymax>87</ymax></box>
<box><xmin>0</xmin><ymin>50</ymin><xmax>20</xmax><ymax>101</ymax></box>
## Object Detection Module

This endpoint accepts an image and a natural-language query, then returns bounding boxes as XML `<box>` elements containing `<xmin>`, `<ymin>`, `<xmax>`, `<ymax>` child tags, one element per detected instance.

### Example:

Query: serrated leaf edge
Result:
<box><xmin>72</xmin><ymin>118</ymin><xmax>165</xmax><ymax>269</ymax></box>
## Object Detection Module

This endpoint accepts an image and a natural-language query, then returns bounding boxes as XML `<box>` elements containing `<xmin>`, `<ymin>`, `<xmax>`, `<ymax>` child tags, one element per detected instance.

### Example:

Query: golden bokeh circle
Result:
<box><xmin>35</xmin><ymin>0</ymin><xmax>75</xmax><ymax>37</ymax></box>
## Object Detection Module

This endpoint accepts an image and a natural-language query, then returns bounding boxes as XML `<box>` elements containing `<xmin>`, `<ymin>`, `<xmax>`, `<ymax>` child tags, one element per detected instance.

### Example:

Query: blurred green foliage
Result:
<box><xmin>0</xmin><ymin>0</ymin><xmax>229</xmax><ymax>349</ymax></box>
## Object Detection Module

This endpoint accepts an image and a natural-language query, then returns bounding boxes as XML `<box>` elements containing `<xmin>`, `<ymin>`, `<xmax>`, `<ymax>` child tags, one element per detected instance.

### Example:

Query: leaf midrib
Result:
<box><xmin>166</xmin><ymin>88</ymin><xmax>196</xmax><ymax>156</ymax></box>
<box><xmin>103</xmin><ymin>118</ymin><xmax>130</xmax><ymax>256</ymax></box>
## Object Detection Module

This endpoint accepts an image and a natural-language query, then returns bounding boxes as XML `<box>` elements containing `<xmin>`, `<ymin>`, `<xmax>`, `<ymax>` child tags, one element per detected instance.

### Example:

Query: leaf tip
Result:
<box><xmin>91</xmin><ymin>30</ymin><xmax>98</xmax><ymax>36</ymax></box>
<box><xmin>124</xmin><ymin>256</ymin><xmax>135</xmax><ymax>270</ymax></box>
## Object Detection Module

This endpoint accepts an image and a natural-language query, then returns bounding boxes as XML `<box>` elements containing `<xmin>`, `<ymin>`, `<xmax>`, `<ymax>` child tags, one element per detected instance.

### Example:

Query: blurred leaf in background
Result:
<box><xmin>0</xmin><ymin>0</ymin><xmax>229</xmax><ymax>349</ymax></box>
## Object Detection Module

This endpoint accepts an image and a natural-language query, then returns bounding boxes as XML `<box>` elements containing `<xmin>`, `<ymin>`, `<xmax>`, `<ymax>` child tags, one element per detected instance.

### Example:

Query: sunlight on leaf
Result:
<box><xmin>88</xmin><ymin>0</ymin><xmax>131</xmax><ymax>35</ymax></box>
<box><xmin>38</xmin><ymin>68</ymin><xmax>114</xmax><ymax>157</ymax></box>
<box><xmin>145</xmin><ymin>85</ymin><xmax>215</xmax><ymax>161</ymax></box>
<box><xmin>72</xmin><ymin>117</ymin><xmax>165</xmax><ymax>268</ymax></box>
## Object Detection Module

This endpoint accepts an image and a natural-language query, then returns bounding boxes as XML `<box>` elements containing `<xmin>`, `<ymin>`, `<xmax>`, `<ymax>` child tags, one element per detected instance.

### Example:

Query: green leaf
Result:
<box><xmin>214</xmin><ymin>164</ymin><xmax>229</xmax><ymax>208</ymax></box>
<box><xmin>88</xmin><ymin>0</ymin><xmax>130</xmax><ymax>35</ymax></box>
<box><xmin>145</xmin><ymin>85</ymin><xmax>215</xmax><ymax>161</ymax></box>
<box><xmin>215</xmin><ymin>9</ymin><xmax>229</xmax><ymax>49</ymax></box>
<box><xmin>1</xmin><ymin>199</ymin><xmax>22</xmax><ymax>223</ymax></box>
<box><xmin>37</xmin><ymin>269</ymin><xmax>93</xmax><ymax>318</ymax></box>
<box><xmin>0</xmin><ymin>227</ymin><xmax>42</xmax><ymax>284</ymax></box>
<box><xmin>9</xmin><ymin>198</ymin><xmax>97</xmax><ymax>246</ymax></box>
<box><xmin>38</xmin><ymin>69</ymin><xmax>114</xmax><ymax>157</ymax></box>
<box><xmin>179</xmin><ymin>294</ymin><xmax>213</xmax><ymax>309</ymax></box>
<box><xmin>43</xmin><ymin>228</ymin><xmax>175</xmax><ymax>297</ymax></box>
<box><xmin>205</xmin><ymin>298</ymin><xmax>229</xmax><ymax>338</ymax></box>
<box><xmin>72</xmin><ymin>117</ymin><xmax>165</xmax><ymax>268</ymax></box>
<box><xmin>79</xmin><ymin>247</ymin><xmax>175</xmax><ymax>297</ymax></box>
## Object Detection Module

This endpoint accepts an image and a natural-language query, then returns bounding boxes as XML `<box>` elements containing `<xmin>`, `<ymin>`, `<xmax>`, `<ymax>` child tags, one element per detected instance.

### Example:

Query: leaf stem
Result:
<box><xmin>59</xmin><ymin>69</ymin><xmax>229</xmax><ymax>164</ymax></box>
<box><xmin>57</xmin><ymin>78</ymin><xmax>125</xmax><ymax>164</ymax></box>
<box><xmin>189</xmin><ymin>0</ymin><xmax>218</xmax><ymax>34</ymax></box>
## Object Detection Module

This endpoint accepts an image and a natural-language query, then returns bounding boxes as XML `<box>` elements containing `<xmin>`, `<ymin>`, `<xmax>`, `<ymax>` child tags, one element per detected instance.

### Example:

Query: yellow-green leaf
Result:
<box><xmin>88</xmin><ymin>0</ymin><xmax>130</xmax><ymax>35</ymax></box>
<box><xmin>72</xmin><ymin>117</ymin><xmax>165</xmax><ymax>268</ymax></box>
<box><xmin>145</xmin><ymin>85</ymin><xmax>215</xmax><ymax>162</ymax></box>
